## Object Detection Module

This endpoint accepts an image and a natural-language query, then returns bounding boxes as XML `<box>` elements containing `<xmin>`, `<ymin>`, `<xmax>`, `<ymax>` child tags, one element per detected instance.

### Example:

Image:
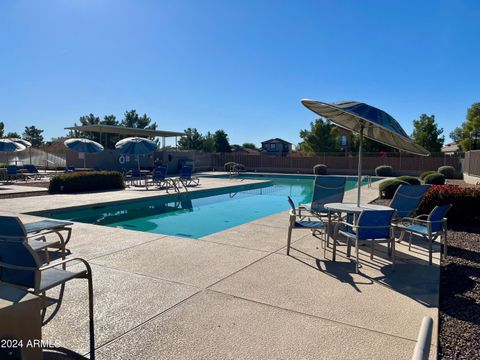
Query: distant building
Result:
<box><xmin>261</xmin><ymin>138</ymin><xmax>292</xmax><ymax>156</ymax></box>
<box><xmin>441</xmin><ymin>143</ymin><xmax>460</xmax><ymax>155</ymax></box>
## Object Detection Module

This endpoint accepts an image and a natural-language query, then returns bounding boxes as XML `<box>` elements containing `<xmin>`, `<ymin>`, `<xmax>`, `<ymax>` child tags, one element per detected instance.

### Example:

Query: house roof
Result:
<box><xmin>65</xmin><ymin>124</ymin><xmax>185</xmax><ymax>138</ymax></box>
<box><xmin>261</xmin><ymin>138</ymin><xmax>292</xmax><ymax>145</ymax></box>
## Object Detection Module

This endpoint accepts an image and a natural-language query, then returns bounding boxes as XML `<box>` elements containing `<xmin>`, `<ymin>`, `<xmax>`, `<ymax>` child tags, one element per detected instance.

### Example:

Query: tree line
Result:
<box><xmin>2</xmin><ymin>102</ymin><xmax>479</xmax><ymax>154</ymax></box>
<box><xmin>0</xmin><ymin>122</ymin><xmax>45</xmax><ymax>147</ymax></box>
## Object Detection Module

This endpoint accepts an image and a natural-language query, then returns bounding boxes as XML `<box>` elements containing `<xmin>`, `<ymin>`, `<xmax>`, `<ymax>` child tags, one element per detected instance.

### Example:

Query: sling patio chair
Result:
<box><xmin>1</xmin><ymin>216</ymin><xmax>69</xmax><ymax>265</ymax></box>
<box><xmin>389</xmin><ymin>184</ymin><xmax>431</xmax><ymax>222</ymax></box>
<box><xmin>24</xmin><ymin>164</ymin><xmax>42</xmax><ymax>180</ymax></box>
<box><xmin>286</xmin><ymin>196</ymin><xmax>325</xmax><ymax>256</ymax></box>
<box><xmin>174</xmin><ymin>166</ymin><xmax>200</xmax><ymax>188</ymax></box>
<box><xmin>298</xmin><ymin>176</ymin><xmax>346</xmax><ymax>247</ymax></box>
<box><xmin>333</xmin><ymin>209</ymin><xmax>396</xmax><ymax>273</ymax></box>
<box><xmin>394</xmin><ymin>204</ymin><xmax>451</xmax><ymax>265</ymax></box>
<box><xmin>0</xmin><ymin>215</ymin><xmax>95</xmax><ymax>358</ymax></box>
<box><xmin>300</xmin><ymin>176</ymin><xmax>347</xmax><ymax>218</ymax></box>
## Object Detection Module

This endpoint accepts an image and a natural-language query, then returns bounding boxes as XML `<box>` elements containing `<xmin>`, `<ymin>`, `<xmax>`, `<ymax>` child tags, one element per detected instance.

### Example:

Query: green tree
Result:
<box><xmin>0</xmin><ymin>122</ymin><xmax>4</xmax><ymax>137</ymax></box>
<box><xmin>100</xmin><ymin>115</ymin><xmax>119</xmax><ymax>148</ymax></box>
<box><xmin>6</xmin><ymin>132</ymin><xmax>21</xmax><ymax>139</ymax></box>
<box><xmin>242</xmin><ymin>142</ymin><xmax>257</xmax><ymax>149</ymax></box>
<box><xmin>101</xmin><ymin>115</ymin><xmax>118</xmax><ymax>126</ymax></box>
<box><xmin>213</xmin><ymin>130</ymin><xmax>231</xmax><ymax>153</ymax></box>
<box><xmin>79</xmin><ymin>113</ymin><xmax>100</xmax><ymax>126</ymax></box>
<box><xmin>22</xmin><ymin>126</ymin><xmax>44</xmax><ymax>147</ymax></box>
<box><xmin>202</xmin><ymin>132</ymin><xmax>216</xmax><ymax>153</ymax></box>
<box><xmin>121</xmin><ymin>110</ymin><xmax>157</xmax><ymax>130</ymax></box>
<box><xmin>299</xmin><ymin>118</ymin><xmax>338</xmax><ymax>155</ymax></box>
<box><xmin>411</xmin><ymin>114</ymin><xmax>444</xmax><ymax>152</ymax></box>
<box><xmin>178</xmin><ymin>128</ymin><xmax>204</xmax><ymax>150</ymax></box>
<box><xmin>450</xmin><ymin>102</ymin><xmax>480</xmax><ymax>150</ymax></box>
<box><xmin>349</xmin><ymin>134</ymin><xmax>393</xmax><ymax>153</ymax></box>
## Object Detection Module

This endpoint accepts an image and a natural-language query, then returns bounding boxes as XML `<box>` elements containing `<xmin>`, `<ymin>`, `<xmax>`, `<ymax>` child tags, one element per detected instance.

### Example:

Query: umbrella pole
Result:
<box><xmin>357</xmin><ymin>125</ymin><xmax>364</xmax><ymax>207</ymax></box>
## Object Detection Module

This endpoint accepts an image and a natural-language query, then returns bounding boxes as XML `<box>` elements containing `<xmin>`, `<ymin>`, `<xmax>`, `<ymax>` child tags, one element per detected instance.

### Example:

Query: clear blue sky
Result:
<box><xmin>1</xmin><ymin>0</ymin><xmax>479</xmax><ymax>147</ymax></box>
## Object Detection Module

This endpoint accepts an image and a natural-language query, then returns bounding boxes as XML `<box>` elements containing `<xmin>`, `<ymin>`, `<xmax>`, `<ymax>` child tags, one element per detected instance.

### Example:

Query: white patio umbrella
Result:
<box><xmin>9</xmin><ymin>138</ymin><xmax>32</xmax><ymax>164</ymax></box>
<box><xmin>0</xmin><ymin>139</ymin><xmax>26</xmax><ymax>166</ymax></box>
<box><xmin>115</xmin><ymin>137</ymin><xmax>157</xmax><ymax>170</ymax></box>
<box><xmin>64</xmin><ymin>138</ymin><xmax>104</xmax><ymax>169</ymax></box>
<box><xmin>301</xmin><ymin>100</ymin><xmax>430</xmax><ymax>206</ymax></box>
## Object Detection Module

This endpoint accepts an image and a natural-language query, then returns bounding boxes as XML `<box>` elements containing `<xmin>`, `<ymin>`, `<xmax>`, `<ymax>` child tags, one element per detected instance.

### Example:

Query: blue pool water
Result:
<box><xmin>40</xmin><ymin>175</ymin><xmax>374</xmax><ymax>238</ymax></box>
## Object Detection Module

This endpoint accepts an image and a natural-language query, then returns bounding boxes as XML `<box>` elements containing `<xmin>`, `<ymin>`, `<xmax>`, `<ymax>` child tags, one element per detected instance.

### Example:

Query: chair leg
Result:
<box><xmin>355</xmin><ymin>238</ymin><xmax>359</xmax><ymax>273</ymax></box>
<box><xmin>443</xmin><ymin>231</ymin><xmax>448</xmax><ymax>259</ymax></box>
<box><xmin>86</xmin><ymin>270</ymin><xmax>95</xmax><ymax>359</ymax></box>
<box><xmin>286</xmin><ymin>226</ymin><xmax>293</xmax><ymax>256</ymax></box>
<box><xmin>408</xmin><ymin>232</ymin><xmax>412</xmax><ymax>251</ymax></box>
<box><xmin>370</xmin><ymin>240</ymin><xmax>374</xmax><ymax>260</ymax></box>
<box><xmin>391</xmin><ymin>236</ymin><xmax>395</xmax><ymax>271</ymax></box>
<box><xmin>428</xmin><ymin>237</ymin><xmax>433</xmax><ymax>265</ymax></box>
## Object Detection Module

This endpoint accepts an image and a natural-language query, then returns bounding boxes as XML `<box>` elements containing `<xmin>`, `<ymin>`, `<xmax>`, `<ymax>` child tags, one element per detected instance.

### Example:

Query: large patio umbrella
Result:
<box><xmin>301</xmin><ymin>100</ymin><xmax>430</xmax><ymax>206</ymax></box>
<box><xmin>9</xmin><ymin>138</ymin><xmax>32</xmax><ymax>164</ymax></box>
<box><xmin>115</xmin><ymin>137</ymin><xmax>157</xmax><ymax>170</ymax></box>
<box><xmin>0</xmin><ymin>139</ymin><xmax>26</xmax><ymax>165</ymax></box>
<box><xmin>64</xmin><ymin>138</ymin><xmax>104</xmax><ymax>169</ymax></box>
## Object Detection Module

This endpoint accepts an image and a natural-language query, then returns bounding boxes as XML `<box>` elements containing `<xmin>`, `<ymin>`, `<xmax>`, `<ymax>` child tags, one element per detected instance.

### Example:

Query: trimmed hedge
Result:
<box><xmin>420</xmin><ymin>170</ymin><xmax>437</xmax><ymax>180</ymax></box>
<box><xmin>396</xmin><ymin>176</ymin><xmax>421</xmax><ymax>185</ymax></box>
<box><xmin>424</xmin><ymin>172</ymin><xmax>446</xmax><ymax>185</ymax></box>
<box><xmin>418</xmin><ymin>185</ymin><xmax>480</xmax><ymax>226</ymax></box>
<box><xmin>437</xmin><ymin>165</ymin><xmax>456</xmax><ymax>179</ymax></box>
<box><xmin>379</xmin><ymin>179</ymin><xmax>409</xmax><ymax>199</ymax></box>
<box><xmin>375</xmin><ymin>165</ymin><xmax>393</xmax><ymax>177</ymax></box>
<box><xmin>49</xmin><ymin>171</ymin><xmax>125</xmax><ymax>194</ymax></box>
<box><xmin>313</xmin><ymin>164</ymin><xmax>327</xmax><ymax>175</ymax></box>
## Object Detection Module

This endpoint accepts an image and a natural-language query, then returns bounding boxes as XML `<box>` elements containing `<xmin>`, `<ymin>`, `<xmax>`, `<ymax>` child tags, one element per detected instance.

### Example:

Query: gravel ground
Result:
<box><xmin>437</xmin><ymin>226</ymin><xmax>480</xmax><ymax>359</ymax></box>
<box><xmin>372</xmin><ymin>197</ymin><xmax>480</xmax><ymax>358</ymax></box>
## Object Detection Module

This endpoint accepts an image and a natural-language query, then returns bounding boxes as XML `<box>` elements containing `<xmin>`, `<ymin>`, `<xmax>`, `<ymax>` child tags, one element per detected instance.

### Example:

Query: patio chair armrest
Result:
<box><xmin>414</xmin><ymin>214</ymin><xmax>429</xmax><ymax>220</ymax></box>
<box><xmin>40</xmin><ymin>257</ymin><xmax>92</xmax><ymax>274</ymax></box>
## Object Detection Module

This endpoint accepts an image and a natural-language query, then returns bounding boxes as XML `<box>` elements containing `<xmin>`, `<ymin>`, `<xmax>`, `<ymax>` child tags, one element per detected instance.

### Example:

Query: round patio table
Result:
<box><xmin>324</xmin><ymin>202</ymin><xmax>393</xmax><ymax>261</ymax></box>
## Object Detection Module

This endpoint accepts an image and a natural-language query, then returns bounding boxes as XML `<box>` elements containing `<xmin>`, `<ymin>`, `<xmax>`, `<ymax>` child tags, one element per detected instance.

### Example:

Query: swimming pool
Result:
<box><xmin>39</xmin><ymin>175</ymin><xmax>375</xmax><ymax>238</ymax></box>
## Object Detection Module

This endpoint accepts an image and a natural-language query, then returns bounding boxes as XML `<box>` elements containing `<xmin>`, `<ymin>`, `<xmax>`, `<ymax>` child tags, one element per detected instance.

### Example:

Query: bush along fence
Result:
<box><xmin>211</xmin><ymin>152</ymin><xmax>460</xmax><ymax>175</ymax></box>
<box><xmin>49</xmin><ymin>171</ymin><xmax>125</xmax><ymax>194</ymax></box>
<box><xmin>418</xmin><ymin>185</ymin><xmax>480</xmax><ymax>226</ymax></box>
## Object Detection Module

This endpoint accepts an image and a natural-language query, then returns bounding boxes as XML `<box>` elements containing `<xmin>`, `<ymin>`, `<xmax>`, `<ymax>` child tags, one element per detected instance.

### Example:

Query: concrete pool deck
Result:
<box><xmin>1</xmin><ymin>175</ymin><xmax>439</xmax><ymax>359</ymax></box>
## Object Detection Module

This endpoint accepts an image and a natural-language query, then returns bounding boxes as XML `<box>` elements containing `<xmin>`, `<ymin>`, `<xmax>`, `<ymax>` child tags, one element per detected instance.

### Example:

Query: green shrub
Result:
<box><xmin>224</xmin><ymin>162</ymin><xmax>237</xmax><ymax>171</ymax></box>
<box><xmin>313</xmin><ymin>164</ymin><xmax>327</xmax><ymax>175</ymax></box>
<box><xmin>437</xmin><ymin>165</ymin><xmax>456</xmax><ymax>179</ymax></box>
<box><xmin>379</xmin><ymin>179</ymin><xmax>409</xmax><ymax>199</ymax></box>
<box><xmin>396</xmin><ymin>176</ymin><xmax>421</xmax><ymax>185</ymax></box>
<box><xmin>418</xmin><ymin>185</ymin><xmax>480</xmax><ymax>226</ymax></box>
<box><xmin>420</xmin><ymin>170</ymin><xmax>436</xmax><ymax>180</ymax></box>
<box><xmin>424</xmin><ymin>172</ymin><xmax>446</xmax><ymax>185</ymax></box>
<box><xmin>49</xmin><ymin>171</ymin><xmax>125</xmax><ymax>194</ymax></box>
<box><xmin>375</xmin><ymin>165</ymin><xmax>393</xmax><ymax>177</ymax></box>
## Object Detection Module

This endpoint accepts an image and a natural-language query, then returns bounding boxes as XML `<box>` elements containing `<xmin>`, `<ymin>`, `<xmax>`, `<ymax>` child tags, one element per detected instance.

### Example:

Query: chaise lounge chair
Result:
<box><xmin>0</xmin><ymin>216</ymin><xmax>95</xmax><ymax>358</ymax></box>
<box><xmin>174</xmin><ymin>166</ymin><xmax>200</xmax><ymax>188</ymax></box>
<box><xmin>151</xmin><ymin>166</ymin><xmax>175</xmax><ymax>191</ymax></box>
